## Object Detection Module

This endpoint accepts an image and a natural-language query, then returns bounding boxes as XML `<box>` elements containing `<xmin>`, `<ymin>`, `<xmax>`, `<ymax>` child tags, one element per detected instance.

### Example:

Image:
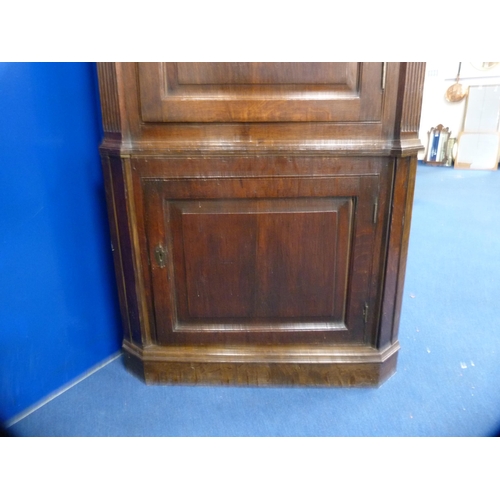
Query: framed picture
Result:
<box><xmin>424</xmin><ymin>124</ymin><xmax>451</xmax><ymax>165</ymax></box>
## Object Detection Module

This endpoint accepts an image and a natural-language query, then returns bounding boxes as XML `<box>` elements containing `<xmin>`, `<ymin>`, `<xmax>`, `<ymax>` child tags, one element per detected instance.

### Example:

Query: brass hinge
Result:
<box><xmin>363</xmin><ymin>302</ymin><xmax>369</xmax><ymax>324</ymax></box>
<box><xmin>373</xmin><ymin>200</ymin><xmax>379</xmax><ymax>224</ymax></box>
<box><xmin>154</xmin><ymin>244</ymin><xmax>166</xmax><ymax>268</ymax></box>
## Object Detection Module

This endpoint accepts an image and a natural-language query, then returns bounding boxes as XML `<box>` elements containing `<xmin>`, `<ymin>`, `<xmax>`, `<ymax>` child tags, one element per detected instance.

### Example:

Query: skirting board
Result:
<box><xmin>4</xmin><ymin>352</ymin><xmax>122</xmax><ymax>428</ymax></box>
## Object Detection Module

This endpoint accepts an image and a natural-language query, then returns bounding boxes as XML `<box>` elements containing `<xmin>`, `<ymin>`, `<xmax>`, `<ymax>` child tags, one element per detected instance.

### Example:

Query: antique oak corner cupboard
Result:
<box><xmin>97</xmin><ymin>62</ymin><xmax>425</xmax><ymax>387</ymax></box>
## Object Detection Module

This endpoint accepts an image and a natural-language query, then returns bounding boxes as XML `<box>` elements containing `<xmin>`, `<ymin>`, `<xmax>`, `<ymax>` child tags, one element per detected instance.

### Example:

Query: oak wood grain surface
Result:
<box><xmin>97</xmin><ymin>62</ymin><xmax>425</xmax><ymax>386</ymax></box>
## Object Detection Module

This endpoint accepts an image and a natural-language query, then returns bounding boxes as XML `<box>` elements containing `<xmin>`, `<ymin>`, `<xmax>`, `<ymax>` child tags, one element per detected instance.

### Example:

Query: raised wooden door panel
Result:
<box><xmin>141</xmin><ymin>170</ymin><xmax>382</xmax><ymax>347</ymax></box>
<box><xmin>138</xmin><ymin>63</ymin><xmax>384</xmax><ymax>123</ymax></box>
<box><xmin>172</xmin><ymin>198</ymin><xmax>350</xmax><ymax>321</ymax></box>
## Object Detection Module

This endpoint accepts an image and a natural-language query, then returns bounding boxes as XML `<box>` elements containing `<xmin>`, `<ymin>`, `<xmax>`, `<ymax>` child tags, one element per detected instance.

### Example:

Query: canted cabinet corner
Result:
<box><xmin>97</xmin><ymin>62</ymin><xmax>425</xmax><ymax>387</ymax></box>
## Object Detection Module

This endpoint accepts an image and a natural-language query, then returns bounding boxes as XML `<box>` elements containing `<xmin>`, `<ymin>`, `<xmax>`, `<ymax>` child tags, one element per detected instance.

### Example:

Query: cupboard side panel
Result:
<box><xmin>108</xmin><ymin>155</ymin><xmax>144</xmax><ymax>346</ymax></box>
<box><xmin>378</xmin><ymin>155</ymin><xmax>417</xmax><ymax>349</ymax></box>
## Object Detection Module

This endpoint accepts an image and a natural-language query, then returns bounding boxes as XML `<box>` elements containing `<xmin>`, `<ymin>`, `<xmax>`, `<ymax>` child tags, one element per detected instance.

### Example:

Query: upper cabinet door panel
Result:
<box><xmin>138</xmin><ymin>62</ymin><xmax>384</xmax><ymax>123</ymax></box>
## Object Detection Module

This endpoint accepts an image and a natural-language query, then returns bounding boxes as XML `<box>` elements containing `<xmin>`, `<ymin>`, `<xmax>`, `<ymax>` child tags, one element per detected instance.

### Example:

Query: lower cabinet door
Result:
<box><xmin>141</xmin><ymin>169</ymin><xmax>383</xmax><ymax>347</ymax></box>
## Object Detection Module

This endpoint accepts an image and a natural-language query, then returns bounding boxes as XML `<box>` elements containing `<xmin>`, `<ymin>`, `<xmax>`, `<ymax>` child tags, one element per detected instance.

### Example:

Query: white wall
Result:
<box><xmin>418</xmin><ymin>62</ymin><xmax>500</xmax><ymax>159</ymax></box>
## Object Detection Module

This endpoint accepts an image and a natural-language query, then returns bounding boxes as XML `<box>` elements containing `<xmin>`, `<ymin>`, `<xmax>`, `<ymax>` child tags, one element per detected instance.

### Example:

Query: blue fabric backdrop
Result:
<box><xmin>0</xmin><ymin>63</ymin><xmax>122</xmax><ymax>422</ymax></box>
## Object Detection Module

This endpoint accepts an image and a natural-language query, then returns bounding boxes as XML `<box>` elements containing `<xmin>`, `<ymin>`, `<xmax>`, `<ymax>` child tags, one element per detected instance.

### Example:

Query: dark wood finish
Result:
<box><xmin>378</xmin><ymin>156</ymin><xmax>418</xmax><ymax>349</ymax></box>
<box><xmin>96</xmin><ymin>63</ymin><xmax>121</xmax><ymax>134</ymax></box>
<box><xmin>122</xmin><ymin>339</ymin><xmax>399</xmax><ymax>387</ymax></box>
<box><xmin>123</xmin><ymin>341</ymin><xmax>399</xmax><ymax>387</ymax></box>
<box><xmin>98</xmin><ymin>62</ymin><xmax>425</xmax><ymax>387</ymax></box>
<box><xmin>138</xmin><ymin>62</ymin><xmax>383</xmax><ymax>123</ymax></box>
<box><xmin>400</xmin><ymin>63</ymin><xmax>426</xmax><ymax>134</ymax></box>
<box><xmin>141</xmin><ymin>164</ymin><xmax>381</xmax><ymax>347</ymax></box>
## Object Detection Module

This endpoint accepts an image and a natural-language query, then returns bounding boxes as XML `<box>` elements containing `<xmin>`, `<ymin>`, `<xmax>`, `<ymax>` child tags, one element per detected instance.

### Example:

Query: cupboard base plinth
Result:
<box><xmin>122</xmin><ymin>341</ymin><xmax>398</xmax><ymax>388</ymax></box>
